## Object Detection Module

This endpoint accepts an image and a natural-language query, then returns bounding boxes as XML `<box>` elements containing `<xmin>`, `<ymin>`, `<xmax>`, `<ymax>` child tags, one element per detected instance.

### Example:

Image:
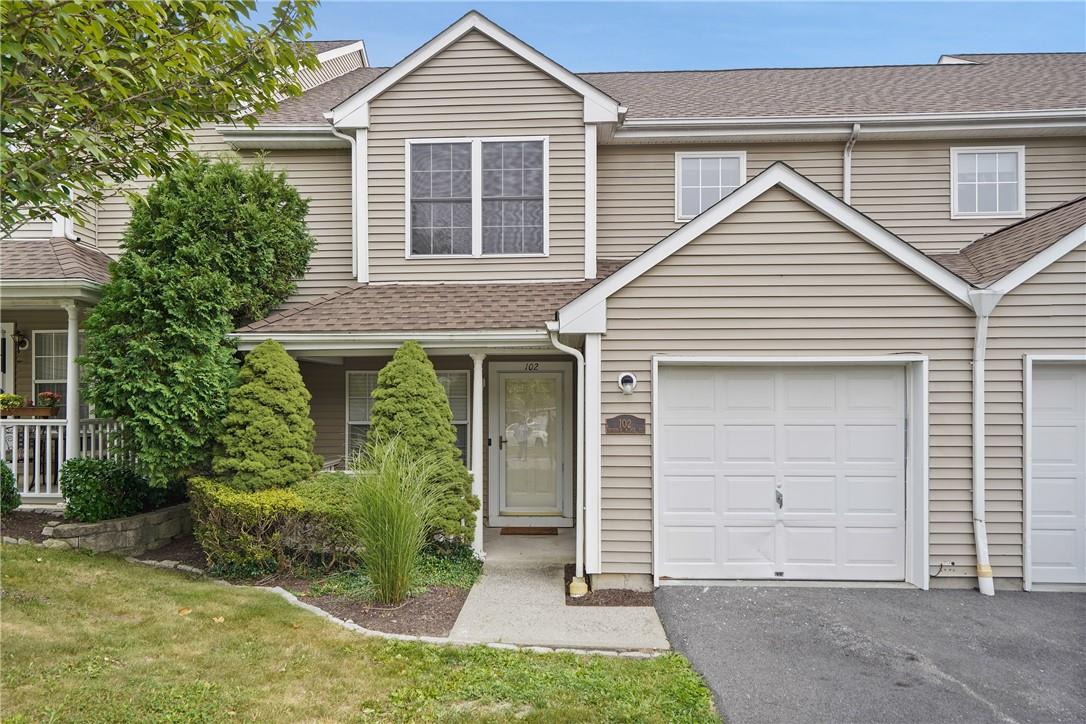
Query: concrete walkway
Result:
<box><xmin>449</xmin><ymin>528</ymin><xmax>669</xmax><ymax>651</ymax></box>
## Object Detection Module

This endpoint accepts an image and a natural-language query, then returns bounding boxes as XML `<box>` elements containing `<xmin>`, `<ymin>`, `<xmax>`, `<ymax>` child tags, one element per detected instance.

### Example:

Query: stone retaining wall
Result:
<box><xmin>43</xmin><ymin>504</ymin><xmax>191</xmax><ymax>556</ymax></box>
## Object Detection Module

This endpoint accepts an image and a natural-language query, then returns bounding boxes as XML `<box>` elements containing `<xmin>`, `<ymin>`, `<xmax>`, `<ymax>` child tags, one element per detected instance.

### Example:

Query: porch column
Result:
<box><xmin>62</xmin><ymin>302</ymin><xmax>80</xmax><ymax>461</ymax></box>
<box><xmin>470</xmin><ymin>352</ymin><xmax>486</xmax><ymax>556</ymax></box>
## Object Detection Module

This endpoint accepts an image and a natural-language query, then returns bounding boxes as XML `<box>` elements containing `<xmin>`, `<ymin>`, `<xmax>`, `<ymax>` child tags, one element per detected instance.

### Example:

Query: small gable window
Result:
<box><xmin>675</xmin><ymin>151</ymin><xmax>746</xmax><ymax>221</ymax></box>
<box><xmin>951</xmin><ymin>146</ymin><xmax>1025</xmax><ymax>219</ymax></box>
<box><xmin>407</xmin><ymin>137</ymin><xmax>548</xmax><ymax>257</ymax></box>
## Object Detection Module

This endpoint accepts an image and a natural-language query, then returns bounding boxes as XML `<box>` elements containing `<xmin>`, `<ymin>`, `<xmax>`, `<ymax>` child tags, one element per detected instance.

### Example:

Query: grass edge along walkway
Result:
<box><xmin>0</xmin><ymin>544</ymin><xmax>717</xmax><ymax>723</ymax></box>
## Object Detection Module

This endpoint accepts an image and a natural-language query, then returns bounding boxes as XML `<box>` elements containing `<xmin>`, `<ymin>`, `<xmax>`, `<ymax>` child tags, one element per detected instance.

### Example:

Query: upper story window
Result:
<box><xmin>408</xmin><ymin>137</ymin><xmax>548</xmax><ymax>257</ymax></box>
<box><xmin>951</xmin><ymin>146</ymin><xmax>1025</xmax><ymax>219</ymax></box>
<box><xmin>675</xmin><ymin>151</ymin><xmax>746</xmax><ymax>221</ymax></box>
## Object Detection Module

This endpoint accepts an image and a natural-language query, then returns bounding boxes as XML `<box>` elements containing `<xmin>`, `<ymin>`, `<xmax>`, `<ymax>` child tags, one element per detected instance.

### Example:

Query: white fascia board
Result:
<box><xmin>620</xmin><ymin>108</ymin><xmax>1086</xmax><ymax>128</ymax></box>
<box><xmin>217</xmin><ymin>125</ymin><xmax>347</xmax><ymax>149</ymax></box>
<box><xmin>558</xmin><ymin>299</ymin><xmax>606</xmax><ymax>334</ymax></box>
<box><xmin>315</xmin><ymin>40</ymin><xmax>368</xmax><ymax>66</ymax></box>
<box><xmin>558</xmin><ymin>163</ymin><xmax>973</xmax><ymax>323</ymax></box>
<box><xmin>329</xmin><ymin>11</ymin><xmax>620</xmax><ymax>125</ymax></box>
<box><xmin>986</xmin><ymin>224</ymin><xmax>1086</xmax><ymax>295</ymax></box>
<box><xmin>232</xmin><ymin>329</ymin><xmax>552</xmax><ymax>352</ymax></box>
<box><xmin>0</xmin><ymin>279</ymin><xmax>102</xmax><ymax>304</ymax></box>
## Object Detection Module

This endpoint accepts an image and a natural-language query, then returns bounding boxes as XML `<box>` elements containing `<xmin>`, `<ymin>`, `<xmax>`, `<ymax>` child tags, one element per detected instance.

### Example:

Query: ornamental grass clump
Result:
<box><xmin>347</xmin><ymin>440</ymin><xmax>449</xmax><ymax>605</ymax></box>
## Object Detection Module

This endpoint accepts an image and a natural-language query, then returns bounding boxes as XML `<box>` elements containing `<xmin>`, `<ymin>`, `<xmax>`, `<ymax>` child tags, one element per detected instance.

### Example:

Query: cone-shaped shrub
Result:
<box><xmin>369</xmin><ymin>341</ymin><xmax>478</xmax><ymax>542</ymax></box>
<box><xmin>213</xmin><ymin>339</ymin><xmax>320</xmax><ymax>490</ymax></box>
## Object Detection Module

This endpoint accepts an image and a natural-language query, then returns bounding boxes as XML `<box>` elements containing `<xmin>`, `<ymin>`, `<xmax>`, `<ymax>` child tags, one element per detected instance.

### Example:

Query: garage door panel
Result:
<box><xmin>658</xmin><ymin>365</ymin><xmax>907</xmax><ymax>581</ymax></box>
<box><xmin>1029</xmin><ymin>363</ymin><xmax>1086</xmax><ymax>585</ymax></box>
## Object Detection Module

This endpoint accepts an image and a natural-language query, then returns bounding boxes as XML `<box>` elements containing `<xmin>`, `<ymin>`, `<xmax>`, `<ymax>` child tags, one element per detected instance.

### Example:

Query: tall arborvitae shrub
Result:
<box><xmin>368</xmin><ymin>341</ymin><xmax>478</xmax><ymax>543</ymax></box>
<box><xmin>213</xmin><ymin>339</ymin><xmax>320</xmax><ymax>491</ymax></box>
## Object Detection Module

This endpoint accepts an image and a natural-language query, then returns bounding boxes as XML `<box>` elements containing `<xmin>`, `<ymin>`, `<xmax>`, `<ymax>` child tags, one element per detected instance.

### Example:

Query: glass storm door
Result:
<box><xmin>497</xmin><ymin>371</ymin><xmax>564</xmax><ymax>519</ymax></box>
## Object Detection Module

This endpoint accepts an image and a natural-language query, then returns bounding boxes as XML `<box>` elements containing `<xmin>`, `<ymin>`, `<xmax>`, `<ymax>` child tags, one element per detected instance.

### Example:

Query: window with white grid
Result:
<box><xmin>409</xmin><ymin>142</ymin><xmax>473</xmax><ymax>255</ymax></box>
<box><xmin>32</xmin><ymin>330</ymin><xmax>86</xmax><ymax>417</ymax></box>
<box><xmin>482</xmin><ymin>140</ymin><xmax>545</xmax><ymax>254</ymax></box>
<box><xmin>346</xmin><ymin>370</ymin><xmax>470</xmax><ymax>463</ymax></box>
<box><xmin>952</xmin><ymin>147</ymin><xmax>1025</xmax><ymax>218</ymax></box>
<box><xmin>675</xmin><ymin>152</ymin><xmax>746</xmax><ymax>220</ymax></box>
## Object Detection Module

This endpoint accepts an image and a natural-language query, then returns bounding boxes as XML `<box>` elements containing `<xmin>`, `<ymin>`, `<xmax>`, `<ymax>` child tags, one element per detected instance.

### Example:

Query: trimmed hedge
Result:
<box><xmin>189</xmin><ymin>474</ymin><xmax>356</xmax><ymax>576</ymax></box>
<box><xmin>60</xmin><ymin>458</ymin><xmax>180</xmax><ymax>523</ymax></box>
<box><xmin>1</xmin><ymin>460</ymin><xmax>20</xmax><ymax>514</ymax></box>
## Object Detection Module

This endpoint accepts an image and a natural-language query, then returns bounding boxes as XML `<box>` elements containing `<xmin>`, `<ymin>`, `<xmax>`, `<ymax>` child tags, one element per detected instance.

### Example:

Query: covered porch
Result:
<box><xmin>0</xmin><ymin>237</ymin><xmax>118</xmax><ymax>500</ymax></box>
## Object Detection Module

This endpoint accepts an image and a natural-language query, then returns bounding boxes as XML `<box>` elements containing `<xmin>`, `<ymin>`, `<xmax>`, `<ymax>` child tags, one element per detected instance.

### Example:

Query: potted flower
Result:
<box><xmin>37</xmin><ymin>391</ymin><xmax>62</xmax><ymax>409</ymax></box>
<box><xmin>0</xmin><ymin>391</ymin><xmax>61</xmax><ymax>418</ymax></box>
<box><xmin>0</xmin><ymin>393</ymin><xmax>24</xmax><ymax>414</ymax></box>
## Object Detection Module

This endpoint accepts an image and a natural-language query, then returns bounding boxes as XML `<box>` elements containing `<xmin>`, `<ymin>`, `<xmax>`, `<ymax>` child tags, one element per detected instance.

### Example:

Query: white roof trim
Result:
<box><xmin>232</xmin><ymin>328</ymin><xmax>551</xmax><ymax>352</ymax></box>
<box><xmin>986</xmin><ymin>223</ymin><xmax>1086</xmax><ymax>294</ymax></box>
<box><xmin>315</xmin><ymin>40</ymin><xmax>368</xmax><ymax>67</ymax></box>
<box><xmin>329</xmin><ymin>11</ymin><xmax>620</xmax><ymax>126</ymax></box>
<box><xmin>558</xmin><ymin>162</ymin><xmax>974</xmax><ymax>329</ymax></box>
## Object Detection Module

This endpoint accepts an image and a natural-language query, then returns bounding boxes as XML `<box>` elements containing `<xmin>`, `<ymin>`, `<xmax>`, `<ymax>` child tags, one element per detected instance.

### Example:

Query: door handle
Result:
<box><xmin>775</xmin><ymin>490</ymin><xmax>783</xmax><ymax>509</ymax></box>
<box><xmin>499</xmin><ymin>435</ymin><xmax>507</xmax><ymax>450</ymax></box>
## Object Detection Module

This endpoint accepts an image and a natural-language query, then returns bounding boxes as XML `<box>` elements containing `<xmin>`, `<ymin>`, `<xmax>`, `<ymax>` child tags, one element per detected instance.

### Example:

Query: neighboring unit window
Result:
<box><xmin>482</xmin><ymin>140</ymin><xmax>545</xmax><ymax>254</ymax></box>
<box><xmin>410</xmin><ymin>142</ymin><xmax>473</xmax><ymax>256</ymax></box>
<box><xmin>407</xmin><ymin>137</ymin><xmax>547</xmax><ymax>257</ymax></box>
<box><xmin>675</xmin><ymin>152</ymin><xmax>745</xmax><ymax>221</ymax></box>
<box><xmin>952</xmin><ymin>147</ymin><xmax>1024</xmax><ymax>217</ymax></box>
<box><xmin>346</xmin><ymin>370</ymin><xmax>470</xmax><ymax>463</ymax></box>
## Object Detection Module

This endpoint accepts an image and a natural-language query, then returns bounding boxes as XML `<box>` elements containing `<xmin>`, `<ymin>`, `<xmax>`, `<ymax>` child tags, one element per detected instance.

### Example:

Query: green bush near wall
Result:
<box><xmin>61</xmin><ymin>458</ymin><xmax>182</xmax><ymax>523</ymax></box>
<box><xmin>1</xmin><ymin>461</ymin><xmax>20</xmax><ymax>514</ymax></box>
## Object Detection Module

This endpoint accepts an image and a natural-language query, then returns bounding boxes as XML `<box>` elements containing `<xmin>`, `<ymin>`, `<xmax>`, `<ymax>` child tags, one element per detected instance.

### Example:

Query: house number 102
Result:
<box><xmin>524</xmin><ymin>362</ymin><xmax>540</xmax><ymax>372</ymax></box>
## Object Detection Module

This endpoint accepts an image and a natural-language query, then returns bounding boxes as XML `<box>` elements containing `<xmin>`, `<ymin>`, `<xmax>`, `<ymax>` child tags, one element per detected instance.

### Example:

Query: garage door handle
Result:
<box><xmin>775</xmin><ymin>490</ymin><xmax>783</xmax><ymax>509</ymax></box>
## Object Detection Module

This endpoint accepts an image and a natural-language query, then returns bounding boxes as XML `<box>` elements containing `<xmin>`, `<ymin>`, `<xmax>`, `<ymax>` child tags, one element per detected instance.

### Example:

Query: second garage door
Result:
<box><xmin>657</xmin><ymin>365</ymin><xmax>907</xmax><ymax>581</ymax></box>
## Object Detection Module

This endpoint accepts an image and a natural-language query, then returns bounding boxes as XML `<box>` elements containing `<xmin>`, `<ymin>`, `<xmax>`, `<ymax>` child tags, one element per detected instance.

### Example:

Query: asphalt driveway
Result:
<box><xmin>656</xmin><ymin>586</ymin><xmax>1086</xmax><ymax>724</ymax></box>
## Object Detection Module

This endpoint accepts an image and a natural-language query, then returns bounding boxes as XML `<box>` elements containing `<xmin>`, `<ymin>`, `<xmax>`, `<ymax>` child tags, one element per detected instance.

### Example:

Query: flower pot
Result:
<box><xmin>1</xmin><ymin>406</ymin><xmax>61</xmax><ymax>419</ymax></box>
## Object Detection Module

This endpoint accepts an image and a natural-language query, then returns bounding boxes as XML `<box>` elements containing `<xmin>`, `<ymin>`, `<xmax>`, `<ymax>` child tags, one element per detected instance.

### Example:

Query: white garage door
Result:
<box><xmin>1029</xmin><ymin>363</ymin><xmax>1086</xmax><ymax>584</ymax></box>
<box><xmin>657</xmin><ymin>365</ymin><xmax>907</xmax><ymax>581</ymax></box>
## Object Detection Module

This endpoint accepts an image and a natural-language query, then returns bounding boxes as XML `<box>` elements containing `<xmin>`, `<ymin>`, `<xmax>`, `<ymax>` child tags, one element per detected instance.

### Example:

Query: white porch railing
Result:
<box><xmin>0</xmin><ymin>418</ymin><xmax>120</xmax><ymax>498</ymax></box>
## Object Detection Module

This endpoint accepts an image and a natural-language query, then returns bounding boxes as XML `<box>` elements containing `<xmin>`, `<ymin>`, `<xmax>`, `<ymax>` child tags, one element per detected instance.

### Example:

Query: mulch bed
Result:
<box><xmin>0</xmin><ymin>512</ymin><xmax>56</xmax><ymax>544</ymax></box>
<box><xmin>138</xmin><ymin>534</ymin><xmax>210</xmax><ymax>570</ymax></box>
<box><xmin>564</xmin><ymin>563</ymin><xmax>653</xmax><ymax>607</ymax></box>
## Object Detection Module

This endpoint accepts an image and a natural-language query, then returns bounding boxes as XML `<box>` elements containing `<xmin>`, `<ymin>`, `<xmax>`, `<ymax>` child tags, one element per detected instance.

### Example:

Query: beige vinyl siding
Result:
<box><xmin>5</xmin><ymin>220</ymin><xmax>53</xmax><ymax>241</ymax></box>
<box><xmin>367</xmin><ymin>30</ymin><xmax>586</xmax><ymax>282</ymax></box>
<box><xmin>0</xmin><ymin>309</ymin><xmax>68</xmax><ymax>401</ymax></box>
<box><xmin>984</xmin><ymin>244</ymin><xmax>1086</xmax><ymax>580</ymax></box>
<box><xmin>597</xmin><ymin>143</ymin><xmax>844</xmax><ymax>259</ymax></box>
<box><xmin>71</xmin><ymin>201</ymin><xmax>96</xmax><ymax>245</ymax></box>
<box><xmin>851</xmin><ymin>137</ymin><xmax>1086</xmax><ymax>253</ymax></box>
<box><xmin>596</xmin><ymin>136</ymin><xmax>1086</xmax><ymax>260</ymax></box>
<box><xmin>297</xmin><ymin>51</ymin><xmax>363</xmax><ymax>91</ymax></box>
<box><xmin>598</xmin><ymin>186</ymin><xmax>977</xmax><ymax>579</ymax></box>
<box><xmin>93</xmin><ymin>126</ymin><xmax>352</xmax><ymax>304</ymax></box>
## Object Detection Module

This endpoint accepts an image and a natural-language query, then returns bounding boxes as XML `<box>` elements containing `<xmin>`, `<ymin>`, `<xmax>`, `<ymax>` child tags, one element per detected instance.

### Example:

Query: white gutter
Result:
<box><xmin>618</xmin><ymin>108</ymin><xmax>1086</xmax><ymax>128</ymax></box>
<box><xmin>968</xmin><ymin>288</ymin><xmax>1004</xmax><ymax>596</ymax></box>
<box><xmin>546</xmin><ymin>321</ymin><xmax>588</xmax><ymax>597</ymax></box>
<box><xmin>327</xmin><ymin>126</ymin><xmax>358</xmax><ymax>280</ymax></box>
<box><xmin>843</xmin><ymin>123</ymin><xmax>861</xmax><ymax>205</ymax></box>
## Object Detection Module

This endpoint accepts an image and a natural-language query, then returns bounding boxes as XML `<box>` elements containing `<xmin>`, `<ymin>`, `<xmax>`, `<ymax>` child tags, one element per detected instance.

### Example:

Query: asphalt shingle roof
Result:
<box><xmin>1</xmin><ymin>237</ymin><xmax>113</xmax><ymax>285</ymax></box>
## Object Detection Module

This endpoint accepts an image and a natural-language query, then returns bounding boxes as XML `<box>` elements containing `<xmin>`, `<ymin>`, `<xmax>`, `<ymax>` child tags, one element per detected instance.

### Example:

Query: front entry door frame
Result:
<box><xmin>488</xmin><ymin>360</ymin><xmax>574</xmax><ymax>527</ymax></box>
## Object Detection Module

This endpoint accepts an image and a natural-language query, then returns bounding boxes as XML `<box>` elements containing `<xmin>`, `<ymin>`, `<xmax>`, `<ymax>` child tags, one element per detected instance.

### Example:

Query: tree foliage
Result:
<box><xmin>368</xmin><ymin>341</ymin><xmax>478</xmax><ymax>543</ymax></box>
<box><xmin>81</xmin><ymin>159</ymin><xmax>315</xmax><ymax>487</ymax></box>
<box><xmin>213</xmin><ymin>339</ymin><xmax>320</xmax><ymax>491</ymax></box>
<box><xmin>0</xmin><ymin>0</ymin><xmax>318</xmax><ymax>236</ymax></box>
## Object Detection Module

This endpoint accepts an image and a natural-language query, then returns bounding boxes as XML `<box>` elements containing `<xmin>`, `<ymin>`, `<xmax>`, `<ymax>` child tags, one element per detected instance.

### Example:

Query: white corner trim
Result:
<box><xmin>673</xmin><ymin>150</ymin><xmax>747</xmax><ymax>222</ymax></box>
<box><xmin>315</xmin><ymin>40</ymin><xmax>369</xmax><ymax>67</ymax></box>
<box><xmin>584</xmin><ymin>124</ymin><xmax>597</xmax><ymax>279</ymax></box>
<box><xmin>583</xmin><ymin>332</ymin><xmax>603</xmax><ymax>573</ymax></box>
<box><xmin>558</xmin><ymin>163</ymin><xmax>974</xmax><ymax>327</ymax></box>
<box><xmin>949</xmin><ymin>145</ymin><xmax>1026</xmax><ymax>220</ymax></box>
<box><xmin>356</xmin><ymin>128</ymin><xmax>369</xmax><ymax>282</ymax></box>
<box><xmin>330</xmin><ymin>11</ymin><xmax>620</xmax><ymax>126</ymax></box>
<box><xmin>987</xmin><ymin>223</ymin><xmax>1086</xmax><ymax>295</ymax></box>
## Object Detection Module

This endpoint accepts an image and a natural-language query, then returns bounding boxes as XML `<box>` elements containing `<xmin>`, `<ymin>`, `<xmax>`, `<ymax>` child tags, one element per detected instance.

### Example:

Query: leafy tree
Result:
<box><xmin>81</xmin><ymin>159</ymin><xmax>314</xmax><ymax>486</ymax></box>
<box><xmin>0</xmin><ymin>461</ymin><xmax>20</xmax><ymax>514</ymax></box>
<box><xmin>213</xmin><ymin>339</ymin><xmax>320</xmax><ymax>491</ymax></box>
<box><xmin>0</xmin><ymin>0</ymin><xmax>318</xmax><ymax>236</ymax></box>
<box><xmin>368</xmin><ymin>341</ymin><xmax>478</xmax><ymax>543</ymax></box>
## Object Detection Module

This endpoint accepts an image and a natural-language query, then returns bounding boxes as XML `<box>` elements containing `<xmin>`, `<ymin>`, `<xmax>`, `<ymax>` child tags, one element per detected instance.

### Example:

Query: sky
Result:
<box><xmin>266</xmin><ymin>1</ymin><xmax>1086</xmax><ymax>71</ymax></box>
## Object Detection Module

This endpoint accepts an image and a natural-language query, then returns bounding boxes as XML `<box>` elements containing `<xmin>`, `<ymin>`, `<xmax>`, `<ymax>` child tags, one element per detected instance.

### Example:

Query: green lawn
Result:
<box><xmin>0</xmin><ymin>545</ymin><xmax>717</xmax><ymax>723</ymax></box>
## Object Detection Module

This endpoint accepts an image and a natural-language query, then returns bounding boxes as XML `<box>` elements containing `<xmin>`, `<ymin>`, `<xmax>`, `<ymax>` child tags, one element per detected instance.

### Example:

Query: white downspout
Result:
<box><xmin>969</xmin><ymin>288</ymin><xmax>1004</xmax><ymax>596</ymax></box>
<box><xmin>327</xmin><ymin>124</ymin><xmax>358</xmax><ymax>280</ymax></box>
<box><xmin>546</xmin><ymin>321</ymin><xmax>588</xmax><ymax>597</ymax></box>
<box><xmin>843</xmin><ymin>123</ymin><xmax>861</xmax><ymax>205</ymax></box>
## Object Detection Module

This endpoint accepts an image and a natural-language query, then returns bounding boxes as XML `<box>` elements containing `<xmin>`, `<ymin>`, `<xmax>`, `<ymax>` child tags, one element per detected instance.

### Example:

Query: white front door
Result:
<box><xmin>657</xmin><ymin>365</ymin><xmax>907</xmax><ymax>581</ymax></box>
<box><xmin>1029</xmin><ymin>362</ymin><xmax>1086</xmax><ymax>585</ymax></box>
<box><xmin>489</xmin><ymin>361</ymin><xmax>573</xmax><ymax>527</ymax></box>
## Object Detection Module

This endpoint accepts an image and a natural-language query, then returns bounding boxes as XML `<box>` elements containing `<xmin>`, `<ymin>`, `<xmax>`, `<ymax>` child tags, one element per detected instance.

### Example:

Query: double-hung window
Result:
<box><xmin>32</xmin><ymin>330</ymin><xmax>85</xmax><ymax>417</ymax></box>
<box><xmin>408</xmin><ymin>137</ymin><xmax>547</xmax><ymax>257</ymax></box>
<box><xmin>951</xmin><ymin>146</ymin><xmax>1025</xmax><ymax>218</ymax></box>
<box><xmin>346</xmin><ymin>370</ymin><xmax>470</xmax><ymax>463</ymax></box>
<box><xmin>675</xmin><ymin>151</ymin><xmax>746</xmax><ymax>221</ymax></box>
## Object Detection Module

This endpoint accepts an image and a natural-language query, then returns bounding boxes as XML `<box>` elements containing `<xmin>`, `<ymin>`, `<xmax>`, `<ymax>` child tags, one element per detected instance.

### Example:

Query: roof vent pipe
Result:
<box><xmin>843</xmin><ymin>123</ymin><xmax>861</xmax><ymax>205</ymax></box>
<box><xmin>969</xmin><ymin>288</ymin><xmax>1004</xmax><ymax>596</ymax></box>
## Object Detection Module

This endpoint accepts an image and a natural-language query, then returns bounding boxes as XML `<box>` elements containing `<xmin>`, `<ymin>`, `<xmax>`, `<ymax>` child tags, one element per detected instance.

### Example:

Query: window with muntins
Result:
<box><xmin>32</xmin><ymin>330</ymin><xmax>86</xmax><ymax>417</ymax></box>
<box><xmin>952</xmin><ymin>147</ymin><xmax>1025</xmax><ymax>218</ymax></box>
<box><xmin>676</xmin><ymin>152</ymin><xmax>745</xmax><ymax>220</ymax></box>
<box><xmin>346</xmin><ymin>370</ymin><xmax>470</xmax><ymax>462</ymax></box>
<box><xmin>407</xmin><ymin>138</ymin><xmax>547</xmax><ymax>257</ymax></box>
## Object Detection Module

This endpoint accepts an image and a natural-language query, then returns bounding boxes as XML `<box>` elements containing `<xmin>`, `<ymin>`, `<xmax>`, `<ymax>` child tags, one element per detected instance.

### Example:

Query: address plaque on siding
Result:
<box><xmin>605</xmin><ymin>414</ymin><xmax>646</xmax><ymax>434</ymax></box>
